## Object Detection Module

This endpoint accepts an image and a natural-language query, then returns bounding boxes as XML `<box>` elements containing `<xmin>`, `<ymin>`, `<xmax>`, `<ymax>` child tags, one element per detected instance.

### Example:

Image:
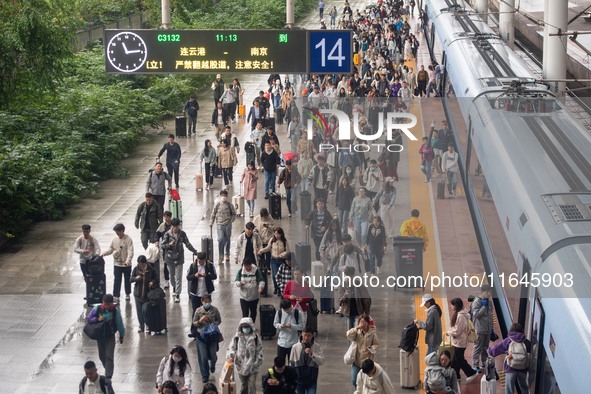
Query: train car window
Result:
<box><xmin>540</xmin><ymin>355</ymin><xmax>561</xmax><ymax>394</ymax></box>
<box><xmin>529</xmin><ymin>298</ymin><xmax>544</xmax><ymax>391</ymax></box>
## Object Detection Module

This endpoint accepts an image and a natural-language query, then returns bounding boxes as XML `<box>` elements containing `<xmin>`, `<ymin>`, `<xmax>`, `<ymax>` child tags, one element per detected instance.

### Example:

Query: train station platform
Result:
<box><xmin>0</xmin><ymin>2</ymin><xmax>514</xmax><ymax>394</ymax></box>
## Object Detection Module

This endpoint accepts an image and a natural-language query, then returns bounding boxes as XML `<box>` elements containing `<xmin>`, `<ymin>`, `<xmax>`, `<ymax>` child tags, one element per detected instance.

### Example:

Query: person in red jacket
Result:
<box><xmin>282</xmin><ymin>266</ymin><xmax>314</xmax><ymax>312</ymax></box>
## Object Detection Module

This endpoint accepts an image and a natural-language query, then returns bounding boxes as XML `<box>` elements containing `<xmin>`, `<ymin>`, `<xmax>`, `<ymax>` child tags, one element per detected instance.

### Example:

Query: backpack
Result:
<box><xmin>505</xmin><ymin>340</ymin><xmax>529</xmax><ymax>370</ymax></box>
<box><xmin>466</xmin><ymin>319</ymin><xmax>477</xmax><ymax>343</ymax></box>
<box><xmin>399</xmin><ymin>322</ymin><xmax>419</xmax><ymax>353</ymax></box>
<box><xmin>425</xmin><ymin>366</ymin><xmax>447</xmax><ymax>392</ymax></box>
<box><xmin>278</xmin><ymin>308</ymin><xmax>300</xmax><ymax>324</ymax></box>
<box><xmin>244</xmin><ymin>141</ymin><xmax>255</xmax><ymax>153</ymax></box>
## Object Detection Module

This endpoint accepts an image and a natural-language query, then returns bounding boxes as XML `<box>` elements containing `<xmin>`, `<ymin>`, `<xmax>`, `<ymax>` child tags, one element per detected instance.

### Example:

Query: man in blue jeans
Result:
<box><xmin>192</xmin><ymin>294</ymin><xmax>222</xmax><ymax>383</ymax></box>
<box><xmin>209</xmin><ymin>190</ymin><xmax>236</xmax><ymax>263</ymax></box>
<box><xmin>261</xmin><ymin>141</ymin><xmax>280</xmax><ymax>198</ymax></box>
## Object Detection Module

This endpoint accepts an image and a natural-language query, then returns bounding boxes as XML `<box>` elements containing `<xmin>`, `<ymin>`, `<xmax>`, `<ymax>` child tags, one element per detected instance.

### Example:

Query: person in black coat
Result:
<box><xmin>186</xmin><ymin>252</ymin><xmax>218</xmax><ymax>313</ymax></box>
<box><xmin>304</xmin><ymin>199</ymin><xmax>333</xmax><ymax>260</ymax></box>
<box><xmin>262</xmin><ymin>356</ymin><xmax>297</xmax><ymax>394</ymax></box>
<box><xmin>247</xmin><ymin>99</ymin><xmax>267</xmax><ymax>130</ymax></box>
<box><xmin>211</xmin><ymin>101</ymin><xmax>230</xmax><ymax>140</ymax></box>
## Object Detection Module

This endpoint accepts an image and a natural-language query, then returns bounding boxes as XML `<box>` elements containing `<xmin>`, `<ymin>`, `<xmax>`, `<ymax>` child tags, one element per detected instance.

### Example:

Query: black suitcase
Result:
<box><xmin>201</xmin><ymin>228</ymin><xmax>214</xmax><ymax>263</ymax></box>
<box><xmin>306</xmin><ymin>299</ymin><xmax>319</xmax><ymax>333</ymax></box>
<box><xmin>259</xmin><ymin>304</ymin><xmax>277</xmax><ymax>339</ymax></box>
<box><xmin>147</xmin><ymin>287</ymin><xmax>167</xmax><ymax>334</ymax></box>
<box><xmin>294</xmin><ymin>229</ymin><xmax>312</xmax><ymax>274</ymax></box>
<box><xmin>437</xmin><ymin>180</ymin><xmax>445</xmax><ymax>199</ymax></box>
<box><xmin>265</xmin><ymin>117</ymin><xmax>275</xmax><ymax>132</ymax></box>
<box><xmin>300</xmin><ymin>191</ymin><xmax>312</xmax><ymax>220</ymax></box>
<box><xmin>86</xmin><ymin>273</ymin><xmax>106</xmax><ymax>307</ymax></box>
<box><xmin>175</xmin><ymin>115</ymin><xmax>187</xmax><ymax>137</ymax></box>
<box><xmin>269</xmin><ymin>192</ymin><xmax>282</xmax><ymax>219</ymax></box>
<box><xmin>275</xmin><ymin>107</ymin><xmax>283</xmax><ymax>125</ymax></box>
<box><xmin>320</xmin><ymin>285</ymin><xmax>334</xmax><ymax>313</ymax></box>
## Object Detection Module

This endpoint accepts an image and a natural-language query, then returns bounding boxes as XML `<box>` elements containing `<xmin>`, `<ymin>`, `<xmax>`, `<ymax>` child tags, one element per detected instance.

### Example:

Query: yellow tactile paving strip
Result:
<box><xmin>406</xmin><ymin>88</ymin><xmax>448</xmax><ymax>393</ymax></box>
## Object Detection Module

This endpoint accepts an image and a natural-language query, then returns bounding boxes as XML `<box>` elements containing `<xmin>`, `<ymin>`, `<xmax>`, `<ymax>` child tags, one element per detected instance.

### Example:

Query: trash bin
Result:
<box><xmin>393</xmin><ymin>236</ymin><xmax>424</xmax><ymax>289</ymax></box>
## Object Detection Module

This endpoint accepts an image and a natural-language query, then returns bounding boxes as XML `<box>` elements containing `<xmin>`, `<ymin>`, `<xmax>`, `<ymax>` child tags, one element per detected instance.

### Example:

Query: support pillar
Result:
<box><xmin>476</xmin><ymin>0</ymin><xmax>488</xmax><ymax>23</ymax></box>
<box><xmin>543</xmin><ymin>0</ymin><xmax>568</xmax><ymax>97</ymax></box>
<box><xmin>161</xmin><ymin>0</ymin><xmax>171</xmax><ymax>29</ymax></box>
<box><xmin>286</xmin><ymin>0</ymin><xmax>295</xmax><ymax>29</ymax></box>
<box><xmin>499</xmin><ymin>0</ymin><xmax>515</xmax><ymax>49</ymax></box>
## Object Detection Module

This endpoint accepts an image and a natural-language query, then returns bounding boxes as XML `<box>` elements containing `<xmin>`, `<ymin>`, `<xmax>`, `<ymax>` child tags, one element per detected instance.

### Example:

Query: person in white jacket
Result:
<box><xmin>354</xmin><ymin>359</ymin><xmax>394</xmax><ymax>394</ymax></box>
<box><xmin>156</xmin><ymin>345</ymin><xmax>192</xmax><ymax>393</ymax></box>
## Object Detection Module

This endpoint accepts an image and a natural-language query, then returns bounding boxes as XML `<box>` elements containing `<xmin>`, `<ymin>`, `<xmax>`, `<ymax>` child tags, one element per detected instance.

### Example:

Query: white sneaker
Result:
<box><xmin>164</xmin><ymin>280</ymin><xmax>169</xmax><ymax>289</ymax></box>
<box><xmin>206</xmin><ymin>185</ymin><xmax>210</xmax><ymax>191</ymax></box>
<box><xmin>376</xmin><ymin>267</ymin><xmax>380</xmax><ymax>274</ymax></box>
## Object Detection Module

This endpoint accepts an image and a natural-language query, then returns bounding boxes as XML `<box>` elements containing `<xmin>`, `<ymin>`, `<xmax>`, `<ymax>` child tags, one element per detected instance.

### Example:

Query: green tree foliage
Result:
<box><xmin>0</xmin><ymin>0</ymin><xmax>76</xmax><ymax>109</ymax></box>
<box><xmin>0</xmin><ymin>49</ymin><xmax>161</xmax><ymax>238</ymax></box>
<box><xmin>74</xmin><ymin>0</ymin><xmax>142</xmax><ymax>26</ymax></box>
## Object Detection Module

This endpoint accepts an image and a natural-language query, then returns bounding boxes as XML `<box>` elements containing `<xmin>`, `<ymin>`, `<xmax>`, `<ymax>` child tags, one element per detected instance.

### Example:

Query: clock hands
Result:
<box><xmin>122</xmin><ymin>42</ymin><xmax>141</xmax><ymax>54</ymax></box>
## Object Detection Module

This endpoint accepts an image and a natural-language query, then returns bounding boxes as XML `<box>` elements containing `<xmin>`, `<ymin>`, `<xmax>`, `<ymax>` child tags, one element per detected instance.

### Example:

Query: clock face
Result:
<box><xmin>107</xmin><ymin>32</ymin><xmax>147</xmax><ymax>72</ymax></box>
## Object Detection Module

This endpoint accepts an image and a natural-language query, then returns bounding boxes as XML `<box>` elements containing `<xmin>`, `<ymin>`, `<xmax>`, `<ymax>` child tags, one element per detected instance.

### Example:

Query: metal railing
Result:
<box><xmin>72</xmin><ymin>13</ymin><xmax>146</xmax><ymax>51</ymax></box>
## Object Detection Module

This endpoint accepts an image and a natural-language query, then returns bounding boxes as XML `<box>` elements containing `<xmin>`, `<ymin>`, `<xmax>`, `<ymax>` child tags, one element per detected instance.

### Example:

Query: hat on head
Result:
<box><xmin>420</xmin><ymin>294</ymin><xmax>433</xmax><ymax>307</ymax></box>
<box><xmin>216</xmin><ymin>73</ymin><xmax>221</xmax><ymax>78</ymax></box>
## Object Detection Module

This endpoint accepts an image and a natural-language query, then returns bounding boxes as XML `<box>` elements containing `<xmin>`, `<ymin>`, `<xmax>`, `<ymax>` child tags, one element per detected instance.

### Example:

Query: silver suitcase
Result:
<box><xmin>399</xmin><ymin>347</ymin><xmax>420</xmax><ymax>389</ymax></box>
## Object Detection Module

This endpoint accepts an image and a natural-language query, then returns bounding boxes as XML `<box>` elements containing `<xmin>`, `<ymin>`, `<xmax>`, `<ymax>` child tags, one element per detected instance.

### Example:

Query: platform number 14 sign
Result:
<box><xmin>309</xmin><ymin>31</ymin><xmax>352</xmax><ymax>73</ymax></box>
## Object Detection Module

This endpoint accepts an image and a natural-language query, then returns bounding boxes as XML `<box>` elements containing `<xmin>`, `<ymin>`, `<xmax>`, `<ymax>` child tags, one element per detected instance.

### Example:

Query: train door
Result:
<box><xmin>529</xmin><ymin>297</ymin><xmax>561</xmax><ymax>393</ymax></box>
<box><xmin>518</xmin><ymin>257</ymin><xmax>531</xmax><ymax>329</ymax></box>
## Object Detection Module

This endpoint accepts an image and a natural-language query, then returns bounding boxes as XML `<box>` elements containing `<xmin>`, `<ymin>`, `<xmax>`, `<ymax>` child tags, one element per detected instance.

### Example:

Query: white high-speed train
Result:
<box><xmin>424</xmin><ymin>0</ymin><xmax>591</xmax><ymax>392</ymax></box>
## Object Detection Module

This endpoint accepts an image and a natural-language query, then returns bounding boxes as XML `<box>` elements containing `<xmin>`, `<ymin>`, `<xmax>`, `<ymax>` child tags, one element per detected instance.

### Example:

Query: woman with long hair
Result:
<box><xmin>258</xmin><ymin>227</ymin><xmax>289</xmax><ymax>296</ymax></box>
<box><xmin>336</xmin><ymin>175</ymin><xmax>355</xmax><ymax>236</ymax></box>
<box><xmin>156</xmin><ymin>345</ymin><xmax>192</xmax><ymax>393</ymax></box>
<box><xmin>446</xmin><ymin>298</ymin><xmax>479</xmax><ymax>383</ymax></box>
<box><xmin>241</xmin><ymin>161</ymin><xmax>259</xmax><ymax>218</ymax></box>
<box><xmin>320</xmin><ymin>217</ymin><xmax>342</xmax><ymax>267</ymax></box>
<box><xmin>199</xmin><ymin>139</ymin><xmax>217</xmax><ymax>190</ymax></box>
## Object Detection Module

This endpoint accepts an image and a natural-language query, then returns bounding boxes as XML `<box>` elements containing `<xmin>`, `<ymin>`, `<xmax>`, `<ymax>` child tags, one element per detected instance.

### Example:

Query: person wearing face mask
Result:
<box><xmin>85</xmin><ymin>294</ymin><xmax>125</xmax><ymax>379</ymax></box>
<box><xmin>156</xmin><ymin>346</ymin><xmax>192</xmax><ymax>393</ymax></box>
<box><xmin>227</xmin><ymin>317</ymin><xmax>264</xmax><ymax>394</ymax></box>
<box><xmin>192</xmin><ymin>294</ymin><xmax>222</xmax><ymax>383</ymax></box>
<box><xmin>262</xmin><ymin>356</ymin><xmax>298</xmax><ymax>394</ymax></box>
<box><xmin>130</xmin><ymin>255</ymin><xmax>158</xmax><ymax>333</ymax></box>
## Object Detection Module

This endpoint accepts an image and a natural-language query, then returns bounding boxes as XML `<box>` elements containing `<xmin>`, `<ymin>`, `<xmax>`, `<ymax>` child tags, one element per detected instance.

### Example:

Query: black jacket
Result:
<box><xmin>262</xmin><ymin>365</ymin><xmax>298</xmax><ymax>394</ymax></box>
<box><xmin>211</xmin><ymin>107</ymin><xmax>230</xmax><ymax>126</ymax></box>
<box><xmin>261</xmin><ymin>149</ymin><xmax>280</xmax><ymax>173</ymax></box>
<box><xmin>158</xmin><ymin>142</ymin><xmax>181</xmax><ymax>165</ymax></box>
<box><xmin>186</xmin><ymin>261</ymin><xmax>217</xmax><ymax>296</ymax></box>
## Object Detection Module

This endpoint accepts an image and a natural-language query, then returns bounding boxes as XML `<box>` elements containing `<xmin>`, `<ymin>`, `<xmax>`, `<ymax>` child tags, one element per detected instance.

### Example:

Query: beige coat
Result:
<box><xmin>347</xmin><ymin>326</ymin><xmax>379</xmax><ymax>367</ymax></box>
<box><xmin>217</xmin><ymin>146</ymin><xmax>237</xmax><ymax>169</ymax></box>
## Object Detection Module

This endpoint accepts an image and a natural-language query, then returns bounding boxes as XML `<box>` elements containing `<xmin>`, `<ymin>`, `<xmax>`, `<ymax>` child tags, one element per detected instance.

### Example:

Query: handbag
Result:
<box><xmin>344</xmin><ymin>341</ymin><xmax>358</xmax><ymax>365</ymax></box>
<box><xmin>199</xmin><ymin>324</ymin><xmax>221</xmax><ymax>343</ymax></box>
<box><xmin>83</xmin><ymin>321</ymin><xmax>109</xmax><ymax>340</ymax></box>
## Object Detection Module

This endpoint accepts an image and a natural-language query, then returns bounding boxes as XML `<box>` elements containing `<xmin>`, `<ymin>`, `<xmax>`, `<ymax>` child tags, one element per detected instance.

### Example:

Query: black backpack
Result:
<box><xmin>244</xmin><ymin>141</ymin><xmax>255</xmax><ymax>153</ymax></box>
<box><xmin>278</xmin><ymin>308</ymin><xmax>300</xmax><ymax>324</ymax></box>
<box><xmin>399</xmin><ymin>322</ymin><xmax>419</xmax><ymax>354</ymax></box>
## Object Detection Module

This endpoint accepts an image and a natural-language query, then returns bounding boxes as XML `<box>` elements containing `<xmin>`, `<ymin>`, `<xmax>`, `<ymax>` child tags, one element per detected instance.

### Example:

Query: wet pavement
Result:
<box><xmin>0</xmin><ymin>2</ymin><xmax>501</xmax><ymax>393</ymax></box>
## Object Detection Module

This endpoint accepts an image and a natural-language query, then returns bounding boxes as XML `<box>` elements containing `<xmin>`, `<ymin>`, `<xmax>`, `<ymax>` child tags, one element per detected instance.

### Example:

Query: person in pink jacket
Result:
<box><xmin>241</xmin><ymin>161</ymin><xmax>259</xmax><ymax>218</ymax></box>
<box><xmin>445</xmin><ymin>298</ymin><xmax>479</xmax><ymax>383</ymax></box>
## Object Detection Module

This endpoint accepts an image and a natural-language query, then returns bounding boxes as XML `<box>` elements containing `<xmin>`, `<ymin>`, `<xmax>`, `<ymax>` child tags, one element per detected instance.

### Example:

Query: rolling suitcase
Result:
<box><xmin>85</xmin><ymin>273</ymin><xmax>106</xmax><ymax>307</ymax></box>
<box><xmin>311</xmin><ymin>261</ymin><xmax>324</xmax><ymax>284</ymax></box>
<box><xmin>169</xmin><ymin>189</ymin><xmax>183</xmax><ymax>222</ymax></box>
<box><xmin>306</xmin><ymin>299</ymin><xmax>319</xmax><ymax>333</ymax></box>
<box><xmin>244</xmin><ymin>142</ymin><xmax>256</xmax><ymax>166</ymax></box>
<box><xmin>259</xmin><ymin>304</ymin><xmax>277</xmax><ymax>339</ymax></box>
<box><xmin>284</xmin><ymin>152</ymin><xmax>299</xmax><ymax>164</ymax></box>
<box><xmin>399</xmin><ymin>347</ymin><xmax>420</xmax><ymax>389</ymax></box>
<box><xmin>196</xmin><ymin>165</ymin><xmax>204</xmax><ymax>191</ymax></box>
<box><xmin>265</xmin><ymin>117</ymin><xmax>275</xmax><ymax>131</ymax></box>
<box><xmin>238</xmin><ymin>104</ymin><xmax>246</xmax><ymax>118</ymax></box>
<box><xmin>175</xmin><ymin>115</ymin><xmax>187</xmax><ymax>137</ymax></box>
<box><xmin>320</xmin><ymin>284</ymin><xmax>334</xmax><ymax>313</ymax></box>
<box><xmin>260</xmin><ymin>266</ymin><xmax>269</xmax><ymax>297</ymax></box>
<box><xmin>233</xmin><ymin>184</ymin><xmax>245</xmax><ymax>217</ymax></box>
<box><xmin>269</xmin><ymin>192</ymin><xmax>282</xmax><ymax>219</ymax></box>
<box><xmin>294</xmin><ymin>229</ymin><xmax>312</xmax><ymax>275</ymax></box>
<box><xmin>300</xmin><ymin>191</ymin><xmax>312</xmax><ymax>220</ymax></box>
<box><xmin>437</xmin><ymin>180</ymin><xmax>445</xmax><ymax>199</ymax></box>
<box><xmin>480</xmin><ymin>374</ymin><xmax>497</xmax><ymax>394</ymax></box>
<box><xmin>201</xmin><ymin>228</ymin><xmax>214</xmax><ymax>263</ymax></box>
<box><xmin>147</xmin><ymin>287</ymin><xmax>167</xmax><ymax>334</ymax></box>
